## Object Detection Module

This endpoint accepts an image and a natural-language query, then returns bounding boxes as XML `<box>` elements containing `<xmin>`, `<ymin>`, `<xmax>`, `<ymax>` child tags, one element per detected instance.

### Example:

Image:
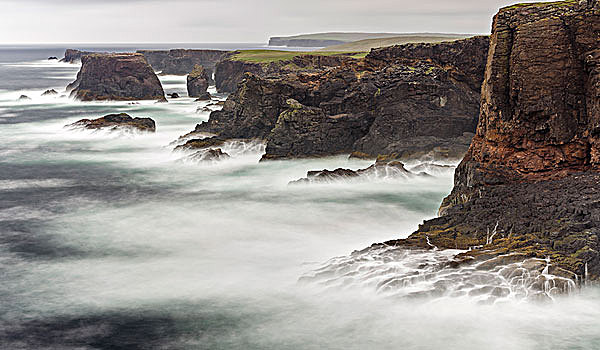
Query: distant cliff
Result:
<box><xmin>67</xmin><ymin>53</ymin><xmax>165</xmax><ymax>101</ymax></box>
<box><xmin>60</xmin><ymin>49</ymin><xmax>101</xmax><ymax>63</ymax></box>
<box><xmin>268</xmin><ymin>37</ymin><xmax>346</xmax><ymax>47</ymax></box>
<box><xmin>185</xmin><ymin>36</ymin><xmax>489</xmax><ymax>161</ymax></box>
<box><xmin>388</xmin><ymin>0</ymin><xmax>600</xmax><ymax>284</ymax></box>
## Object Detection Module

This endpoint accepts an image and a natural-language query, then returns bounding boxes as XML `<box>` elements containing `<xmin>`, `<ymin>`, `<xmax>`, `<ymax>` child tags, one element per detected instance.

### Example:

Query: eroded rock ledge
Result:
<box><xmin>189</xmin><ymin>36</ymin><xmax>489</xmax><ymax>160</ymax></box>
<box><xmin>385</xmin><ymin>0</ymin><xmax>600</xmax><ymax>283</ymax></box>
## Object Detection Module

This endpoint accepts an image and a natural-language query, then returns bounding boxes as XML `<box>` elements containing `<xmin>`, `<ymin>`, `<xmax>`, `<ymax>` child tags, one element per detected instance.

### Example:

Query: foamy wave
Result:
<box><xmin>0</xmin><ymin>179</ymin><xmax>75</xmax><ymax>190</ymax></box>
<box><xmin>300</xmin><ymin>245</ymin><xmax>577</xmax><ymax>303</ymax></box>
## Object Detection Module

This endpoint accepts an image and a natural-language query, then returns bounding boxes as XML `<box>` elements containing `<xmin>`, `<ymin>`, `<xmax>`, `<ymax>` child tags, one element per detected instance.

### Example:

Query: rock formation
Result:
<box><xmin>187</xmin><ymin>65</ymin><xmax>210</xmax><ymax>98</ymax></box>
<box><xmin>41</xmin><ymin>89</ymin><xmax>58</xmax><ymax>96</ymax></box>
<box><xmin>384</xmin><ymin>0</ymin><xmax>600</xmax><ymax>283</ymax></box>
<box><xmin>290</xmin><ymin>159</ymin><xmax>414</xmax><ymax>184</ymax></box>
<box><xmin>60</xmin><ymin>49</ymin><xmax>101</xmax><ymax>63</ymax></box>
<box><xmin>189</xmin><ymin>36</ymin><xmax>489</xmax><ymax>160</ymax></box>
<box><xmin>137</xmin><ymin>49</ymin><xmax>230</xmax><ymax>77</ymax></box>
<box><xmin>68</xmin><ymin>113</ymin><xmax>156</xmax><ymax>132</ymax></box>
<box><xmin>67</xmin><ymin>53</ymin><xmax>165</xmax><ymax>101</ymax></box>
<box><xmin>214</xmin><ymin>54</ymin><xmax>358</xmax><ymax>93</ymax></box>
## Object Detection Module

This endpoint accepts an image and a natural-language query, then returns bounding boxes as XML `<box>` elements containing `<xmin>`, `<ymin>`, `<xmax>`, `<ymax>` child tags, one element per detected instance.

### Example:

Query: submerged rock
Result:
<box><xmin>47</xmin><ymin>56</ymin><xmax>58</xmax><ymax>60</ymax></box>
<box><xmin>187</xmin><ymin>148</ymin><xmax>230</xmax><ymax>162</ymax></box>
<box><xmin>18</xmin><ymin>95</ymin><xmax>31</xmax><ymax>101</ymax></box>
<box><xmin>187</xmin><ymin>65</ymin><xmax>210</xmax><ymax>98</ymax></box>
<box><xmin>168</xmin><ymin>93</ymin><xmax>180</xmax><ymax>99</ymax></box>
<box><xmin>68</xmin><ymin>113</ymin><xmax>156</xmax><ymax>132</ymax></box>
<box><xmin>67</xmin><ymin>53</ymin><xmax>165</xmax><ymax>101</ymax></box>
<box><xmin>174</xmin><ymin>136</ymin><xmax>226</xmax><ymax>151</ymax></box>
<box><xmin>41</xmin><ymin>89</ymin><xmax>58</xmax><ymax>96</ymax></box>
<box><xmin>290</xmin><ymin>160</ymin><xmax>413</xmax><ymax>184</ymax></box>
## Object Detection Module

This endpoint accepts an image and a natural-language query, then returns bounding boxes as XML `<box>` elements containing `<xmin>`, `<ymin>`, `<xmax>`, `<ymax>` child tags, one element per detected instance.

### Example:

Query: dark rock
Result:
<box><xmin>67</xmin><ymin>53</ymin><xmax>165</xmax><ymax>101</ymax></box>
<box><xmin>174</xmin><ymin>136</ymin><xmax>226</xmax><ymax>151</ymax></box>
<box><xmin>67</xmin><ymin>113</ymin><xmax>156</xmax><ymax>132</ymax></box>
<box><xmin>168</xmin><ymin>93</ymin><xmax>180</xmax><ymax>99</ymax></box>
<box><xmin>41</xmin><ymin>89</ymin><xmax>58</xmax><ymax>96</ymax></box>
<box><xmin>290</xmin><ymin>160</ymin><xmax>413</xmax><ymax>184</ymax></box>
<box><xmin>60</xmin><ymin>49</ymin><xmax>101</xmax><ymax>63</ymax></box>
<box><xmin>187</xmin><ymin>65</ymin><xmax>210</xmax><ymax>98</ymax></box>
<box><xmin>194</xmin><ymin>92</ymin><xmax>212</xmax><ymax>101</ymax></box>
<box><xmin>137</xmin><ymin>49</ymin><xmax>230</xmax><ymax>79</ymax></box>
<box><xmin>194</xmin><ymin>36</ymin><xmax>489</xmax><ymax>160</ymax></box>
<box><xmin>47</xmin><ymin>56</ymin><xmax>58</xmax><ymax>60</ymax></box>
<box><xmin>385</xmin><ymin>1</ymin><xmax>600</xmax><ymax>284</ymax></box>
<box><xmin>187</xmin><ymin>148</ymin><xmax>230</xmax><ymax>162</ymax></box>
<box><xmin>18</xmin><ymin>95</ymin><xmax>31</xmax><ymax>101</ymax></box>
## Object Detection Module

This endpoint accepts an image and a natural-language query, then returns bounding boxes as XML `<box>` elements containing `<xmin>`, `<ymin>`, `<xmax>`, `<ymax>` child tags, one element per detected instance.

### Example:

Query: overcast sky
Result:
<box><xmin>1</xmin><ymin>0</ymin><xmax>542</xmax><ymax>43</ymax></box>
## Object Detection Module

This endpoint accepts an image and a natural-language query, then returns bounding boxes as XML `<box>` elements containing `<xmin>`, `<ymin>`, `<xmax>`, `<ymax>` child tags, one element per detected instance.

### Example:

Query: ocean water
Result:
<box><xmin>1</xmin><ymin>46</ymin><xmax>599</xmax><ymax>350</ymax></box>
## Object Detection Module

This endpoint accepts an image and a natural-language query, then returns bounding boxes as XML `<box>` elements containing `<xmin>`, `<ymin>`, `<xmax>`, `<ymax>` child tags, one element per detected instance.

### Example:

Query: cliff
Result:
<box><xmin>137</xmin><ymin>49</ymin><xmax>230</xmax><ymax>77</ymax></box>
<box><xmin>191</xmin><ymin>36</ymin><xmax>489</xmax><ymax>160</ymax></box>
<box><xmin>214</xmin><ymin>53</ymin><xmax>360</xmax><ymax>93</ymax></box>
<box><xmin>187</xmin><ymin>65</ymin><xmax>210</xmax><ymax>98</ymax></box>
<box><xmin>67</xmin><ymin>53</ymin><xmax>165</xmax><ymax>101</ymax></box>
<box><xmin>388</xmin><ymin>0</ymin><xmax>600</xmax><ymax>283</ymax></box>
<box><xmin>60</xmin><ymin>49</ymin><xmax>103</xmax><ymax>63</ymax></box>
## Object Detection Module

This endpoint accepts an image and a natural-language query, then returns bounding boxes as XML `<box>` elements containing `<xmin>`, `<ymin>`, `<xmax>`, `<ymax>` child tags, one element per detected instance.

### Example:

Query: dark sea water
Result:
<box><xmin>1</xmin><ymin>45</ymin><xmax>599</xmax><ymax>350</ymax></box>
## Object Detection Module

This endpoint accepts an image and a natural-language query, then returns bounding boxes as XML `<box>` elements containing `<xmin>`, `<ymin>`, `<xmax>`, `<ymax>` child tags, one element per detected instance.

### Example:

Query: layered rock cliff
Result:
<box><xmin>67</xmin><ymin>53</ymin><xmax>165</xmax><ymax>101</ymax></box>
<box><xmin>388</xmin><ymin>0</ymin><xmax>600</xmax><ymax>282</ymax></box>
<box><xmin>190</xmin><ymin>36</ymin><xmax>489</xmax><ymax>160</ymax></box>
<box><xmin>137</xmin><ymin>49</ymin><xmax>230</xmax><ymax>77</ymax></box>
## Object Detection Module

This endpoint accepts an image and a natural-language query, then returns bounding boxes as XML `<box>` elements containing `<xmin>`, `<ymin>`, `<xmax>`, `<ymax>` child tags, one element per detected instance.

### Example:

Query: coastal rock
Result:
<box><xmin>67</xmin><ymin>53</ymin><xmax>165</xmax><ymax>101</ymax></box>
<box><xmin>194</xmin><ymin>92</ymin><xmax>212</xmax><ymax>101</ymax></box>
<box><xmin>193</xmin><ymin>36</ymin><xmax>489</xmax><ymax>160</ymax></box>
<box><xmin>187</xmin><ymin>65</ymin><xmax>210</xmax><ymax>98</ymax></box>
<box><xmin>47</xmin><ymin>56</ymin><xmax>58</xmax><ymax>60</ymax></box>
<box><xmin>174</xmin><ymin>136</ymin><xmax>226</xmax><ymax>151</ymax></box>
<box><xmin>168</xmin><ymin>93</ymin><xmax>180</xmax><ymax>99</ymax></box>
<box><xmin>290</xmin><ymin>160</ymin><xmax>413</xmax><ymax>184</ymax></box>
<box><xmin>41</xmin><ymin>89</ymin><xmax>58</xmax><ymax>96</ymax></box>
<box><xmin>68</xmin><ymin>113</ymin><xmax>156</xmax><ymax>132</ymax></box>
<box><xmin>187</xmin><ymin>148</ymin><xmax>230</xmax><ymax>162</ymax></box>
<box><xmin>389</xmin><ymin>1</ymin><xmax>600</xmax><ymax>283</ymax></box>
<box><xmin>18</xmin><ymin>95</ymin><xmax>31</xmax><ymax>101</ymax></box>
<box><xmin>137</xmin><ymin>49</ymin><xmax>230</xmax><ymax>78</ymax></box>
<box><xmin>60</xmin><ymin>49</ymin><xmax>100</xmax><ymax>63</ymax></box>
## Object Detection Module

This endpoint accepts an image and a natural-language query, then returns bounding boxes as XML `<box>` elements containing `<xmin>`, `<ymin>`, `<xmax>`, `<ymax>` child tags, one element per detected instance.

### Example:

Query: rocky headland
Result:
<box><xmin>67</xmin><ymin>53</ymin><xmax>165</xmax><ymax>101</ymax></box>
<box><xmin>60</xmin><ymin>49</ymin><xmax>100</xmax><ymax>63</ymax></box>
<box><xmin>68</xmin><ymin>113</ymin><xmax>156</xmax><ymax>132</ymax></box>
<box><xmin>137</xmin><ymin>49</ymin><xmax>230</xmax><ymax>77</ymax></box>
<box><xmin>379</xmin><ymin>0</ymin><xmax>600</xmax><ymax>283</ymax></box>
<box><xmin>186</xmin><ymin>36</ymin><xmax>489</xmax><ymax>160</ymax></box>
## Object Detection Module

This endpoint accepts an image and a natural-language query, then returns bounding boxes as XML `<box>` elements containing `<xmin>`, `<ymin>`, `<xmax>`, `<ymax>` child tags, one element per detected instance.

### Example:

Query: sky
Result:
<box><xmin>1</xmin><ymin>0</ymin><xmax>544</xmax><ymax>43</ymax></box>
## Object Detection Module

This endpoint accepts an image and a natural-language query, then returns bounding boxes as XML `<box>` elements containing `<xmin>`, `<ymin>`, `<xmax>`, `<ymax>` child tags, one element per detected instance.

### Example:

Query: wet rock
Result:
<box><xmin>47</xmin><ymin>56</ymin><xmax>58</xmax><ymax>60</ymax></box>
<box><xmin>174</xmin><ymin>136</ymin><xmax>226</xmax><ymax>151</ymax></box>
<box><xmin>168</xmin><ymin>93</ymin><xmax>180</xmax><ymax>99</ymax></box>
<box><xmin>67</xmin><ymin>53</ymin><xmax>165</xmax><ymax>101</ymax></box>
<box><xmin>194</xmin><ymin>92</ymin><xmax>212</xmax><ymax>101</ymax></box>
<box><xmin>41</xmin><ymin>89</ymin><xmax>58</xmax><ymax>96</ymax></box>
<box><xmin>187</xmin><ymin>65</ymin><xmax>210</xmax><ymax>98</ymax></box>
<box><xmin>290</xmin><ymin>160</ymin><xmax>413</xmax><ymax>184</ymax></box>
<box><xmin>18</xmin><ymin>95</ymin><xmax>31</xmax><ymax>101</ymax></box>
<box><xmin>68</xmin><ymin>113</ymin><xmax>156</xmax><ymax>132</ymax></box>
<box><xmin>187</xmin><ymin>148</ymin><xmax>230</xmax><ymax>162</ymax></box>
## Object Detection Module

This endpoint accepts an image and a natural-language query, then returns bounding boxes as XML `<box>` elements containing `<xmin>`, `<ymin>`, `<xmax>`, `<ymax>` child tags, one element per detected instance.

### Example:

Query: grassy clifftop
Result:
<box><xmin>230</xmin><ymin>50</ymin><xmax>367</xmax><ymax>63</ymax></box>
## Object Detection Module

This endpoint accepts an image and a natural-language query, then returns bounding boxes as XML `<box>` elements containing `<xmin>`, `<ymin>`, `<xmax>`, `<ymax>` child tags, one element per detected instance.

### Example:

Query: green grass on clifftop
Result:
<box><xmin>503</xmin><ymin>0</ymin><xmax>578</xmax><ymax>10</ymax></box>
<box><xmin>231</xmin><ymin>50</ymin><xmax>367</xmax><ymax>63</ymax></box>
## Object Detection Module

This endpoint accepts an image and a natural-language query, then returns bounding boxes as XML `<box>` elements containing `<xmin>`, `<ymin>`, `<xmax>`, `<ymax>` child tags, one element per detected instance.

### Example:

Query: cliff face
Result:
<box><xmin>214</xmin><ymin>54</ymin><xmax>357</xmax><ymax>93</ymax></box>
<box><xmin>137</xmin><ymin>49</ymin><xmax>230</xmax><ymax>77</ymax></box>
<box><xmin>67</xmin><ymin>53</ymin><xmax>165</xmax><ymax>101</ymax></box>
<box><xmin>187</xmin><ymin>65</ymin><xmax>210</xmax><ymax>98</ymax></box>
<box><xmin>395</xmin><ymin>0</ymin><xmax>600</xmax><ymax>282</ymax></box>
<box><xmin>194</xmin><ymin>36</ymin><xmax>489</xmax><ymax>160</ymax></box>
<box><xmin>60</xmin><ymin>49</ymin><xmax>99</xmax><ymax>63</ymax></box>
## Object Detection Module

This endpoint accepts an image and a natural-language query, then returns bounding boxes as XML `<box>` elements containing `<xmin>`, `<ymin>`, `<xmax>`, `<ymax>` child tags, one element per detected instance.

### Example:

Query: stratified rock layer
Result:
<box><xmin>67</xmin><ymin>53</ymin><xmax>165</xmax><ymax>101</ymax></box>
<box><xmin>391</xmin><ymin>0</ymin><xmax>600</xmax><ymax>283</ymax></box>
<box><xmin>193</xmin><ymin>36</ymin><xmax>489</xmax><ymax>160</ymax></box>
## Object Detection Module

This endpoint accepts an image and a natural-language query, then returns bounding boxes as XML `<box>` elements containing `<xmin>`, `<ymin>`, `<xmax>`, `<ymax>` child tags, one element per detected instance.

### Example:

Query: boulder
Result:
<box><xmin>68</xmin><ymin>113</ymin><xmax>156</xmax><ymax>132</ymax></box>
<box><xmin>41</xmin><ymin>89</ymin><xmax>58</xmax><ymax>96</ymax></box>
<box><xmin>168</xmin><ymin>93</ymin><xmax>180</xmax><ymax>99</ymax></box>
<box><xmin>48</xmin><ymin>56</ymin><xmax>58</xmax><ymax>60</ymax></box>
<box><xmin>67</xmin><ymin>53</ymin><xmax>165</xmax><ymax>101</ymax></box>
<box><xmin>18</xmin><ymin>95</ymin><xmax>30</xmax><ymax>101</ymax></box>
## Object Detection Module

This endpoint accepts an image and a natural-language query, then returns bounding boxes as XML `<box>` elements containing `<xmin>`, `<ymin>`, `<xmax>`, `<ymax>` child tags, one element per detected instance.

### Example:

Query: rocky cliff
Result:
<box><xmin>137</xmin><ymin>49</ymin><xmax>230</xmax><ymax>77</ymax></box>
<box><xmin>67</xmin><ymin>53</ymin><xmax>165</xmax><ymax>101</ymax></box>
<box><xmin>187</xmin><ymin>65</ymin><xmax>210</xmax><ymax>98</ymax></box>
<box><xmin>214</xmin><ymin>54</ymin><xmax>359</xmax><ymax>93</ymax></box>
<box><xmin>191</xmin><ymin>36</ymin><xmax>489</xmax><ymax>160</ymax></box>
<box><xmin>60</xmin><ymin>49</ymin><xmax>100</xmax><ymax>63</ymax></box>
<box><xmin>387</xmin><ymin>0</ymin><xmax>600</xmax><ymax>283</ymax></box>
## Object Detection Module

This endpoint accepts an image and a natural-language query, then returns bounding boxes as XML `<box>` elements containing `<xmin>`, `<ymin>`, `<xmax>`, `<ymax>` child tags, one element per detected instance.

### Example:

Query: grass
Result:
<box><xmin>319</xmin><ymin>35</ymin><xmax>474</xmax><ymax>52</ymax></box>
<box><xmin>230</xmin><ymin>50</ymin><xmax>367</xmax><ymax>63</ymax></box>
<box><xmin>503</xmin><ymin>0</ymin><xmax>578</xmax><ymax>10</ymax></box>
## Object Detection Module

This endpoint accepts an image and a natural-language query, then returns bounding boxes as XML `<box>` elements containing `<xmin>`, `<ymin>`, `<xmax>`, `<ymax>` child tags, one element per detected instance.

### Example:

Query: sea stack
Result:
<box><xmin>187</xmin><ymin>65</ymin><xmax>210</xmax><ymax>99</ymax></box>
<box><xmin>388</xmin><ymin>0</ymin><xmax>600</xmax><ymax>282</ymax></box>
<box><xmin>67</xmin><ymin>53</ymin><xmax>165</xmax><ymax>101</ymax></box>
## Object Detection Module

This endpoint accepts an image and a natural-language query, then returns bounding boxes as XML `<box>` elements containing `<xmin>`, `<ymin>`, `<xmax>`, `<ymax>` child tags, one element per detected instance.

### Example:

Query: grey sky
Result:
<box><xmin>1</xmin><ymin>0</ymin><xmax>542</xmax><ymax>43</ymax></box>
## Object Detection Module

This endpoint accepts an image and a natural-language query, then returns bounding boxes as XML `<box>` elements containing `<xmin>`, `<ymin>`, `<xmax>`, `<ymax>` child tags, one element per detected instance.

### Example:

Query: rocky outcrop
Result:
<box><xmin>67</xmin><ymin>53</ymin><xmax>165</xmax><ymax>101</ymax></box>
<box><xmin>214</xmin><ymin>54</ymin><xmax>358</xmax><ymax>93</ymax></box>
<box><xmin>68</xmin><ymin>113</ymin><xmax>156</xmax><ymax>132</ymax></box>
<box><xmin>187</xmin><ymin>65</ymin><xmax>210</xmax><ymax>98</ymax></box>
<box><xmin>385</xmin><ymin>1</ymin><xmax>600</xmax><ymax>283</ymax></box>
<box><xmin>60</xmin><ymin>49</ymin><xmax>100</xmax><ymax>63</ymax></box>
<box><xmin>137</xmin><ymin>49</ymin><xmax>230</xmax><ymax>77</ymax></box>
<box><xmin>290</xmin><ymin>159</ymin><xmax>413</xmax><ymax>184</ymax></box>
<box><xmin>192</xmin><ymin>36</ymin><xmax>489</xmax><ymax>160</ymax></box>
<box><xmin>41</xmin><ymin>89</ymin><xmax>58</xmax><ymax>96</ymax></box>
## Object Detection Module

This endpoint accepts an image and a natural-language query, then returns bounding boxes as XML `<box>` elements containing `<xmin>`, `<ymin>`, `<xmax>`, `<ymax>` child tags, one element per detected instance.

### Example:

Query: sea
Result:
<box><xmin>0</xmin><ymin>44</ymin><xmax>599</xmax><ymax>349</ymax></box>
